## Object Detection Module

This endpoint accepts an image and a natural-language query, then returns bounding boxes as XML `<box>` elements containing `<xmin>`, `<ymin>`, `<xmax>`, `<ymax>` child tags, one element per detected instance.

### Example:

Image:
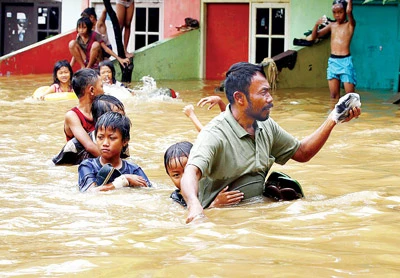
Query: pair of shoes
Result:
<box><xmin>96</xmin><ymin>163</ymin><xmax>122</xmax><ymax>186</ymax></box>
<box><xmin>263</xmin><ymin>171</ymin><xmax>304</xmax><ymax>201</ymax></box>
<box><xmin>293</xmin><ymin>38</ymin><xmax>314</xmax><ymax>47</ymax></box>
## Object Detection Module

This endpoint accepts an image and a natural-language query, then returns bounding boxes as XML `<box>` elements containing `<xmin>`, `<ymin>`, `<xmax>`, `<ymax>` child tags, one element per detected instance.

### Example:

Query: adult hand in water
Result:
<box><xmin>186</xmin><ymin>202</ymin><xmax>206</xmax><ymax>224</ymax></box>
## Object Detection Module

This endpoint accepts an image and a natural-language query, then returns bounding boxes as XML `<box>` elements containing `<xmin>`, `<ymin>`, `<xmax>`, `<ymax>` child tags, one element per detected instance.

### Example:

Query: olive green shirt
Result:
<box><xmin>188</xmin><ymin>104</ymin><xmax>300</xmax><ymax>208</ymax></box>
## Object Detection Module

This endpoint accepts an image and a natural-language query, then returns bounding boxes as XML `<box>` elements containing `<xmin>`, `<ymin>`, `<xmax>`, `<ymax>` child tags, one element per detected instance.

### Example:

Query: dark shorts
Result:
<box><xmin>102</xmin><ymin>44</ymin><xmax>112</xmax><ymax>59</ymax></box>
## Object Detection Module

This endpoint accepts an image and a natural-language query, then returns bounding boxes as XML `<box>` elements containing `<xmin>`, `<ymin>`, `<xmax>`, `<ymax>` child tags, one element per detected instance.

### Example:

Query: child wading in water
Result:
<box><xmin>69</xmin><ymin>16</ymin><xmax>130</xmax><ymax>70</ymax></box>
<box><xmin>310</xmin><ymin>0</ymin><xmax>356</xmax><ymax>99</ymax></box>
<box><xmin>164</xmin><ymin>141</ymin><xmax>244</xmax><ymax>207</ymax></box>
<box><xmin>64</xmin><ymin>68</ymin><xmax>104</xmax><ymax>158</ymax></box>
<box><xmin>36</xmin><ymin>60</ymin><xmax>74</xmax><ymax>100</ymax></box>
<box><xmin>99</xmin><ymin>60</ymin><xmax>125</xmax><ymax>87</ymax></box>
<box><xmin>53</xmin><ymin>94</ymin><xmax>127</xmax><ymax>166</ymax></box>
<box><xmin>78</xmin><ymin>111</ymin><xmax>151</xmax><ymax>192</ymax></box>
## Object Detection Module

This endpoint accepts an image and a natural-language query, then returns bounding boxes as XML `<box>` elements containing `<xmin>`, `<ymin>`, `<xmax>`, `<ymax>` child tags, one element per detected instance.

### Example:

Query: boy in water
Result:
<box><xmin>54</xmin><ymin>94</ymin><xmax>127</xmax><ymax>166</ymax></box>
<box><xmin>164</xmin><ymin>141</ymin><xmax>244</xmax><ymax>207</ymax></box>
<box><xmin>64</xmin><ymin>68</ymin><xmax>104</xmax><ymax>158</ymax></box>
<box><xmin>78</xmin><ymin>112</ymin><xmax>151</xmax><ymax>192</ymax></box>
<box><xmin>310</xmin><ymin>0</ymin><xmax>356</xmax><ymax>99</ymax></box>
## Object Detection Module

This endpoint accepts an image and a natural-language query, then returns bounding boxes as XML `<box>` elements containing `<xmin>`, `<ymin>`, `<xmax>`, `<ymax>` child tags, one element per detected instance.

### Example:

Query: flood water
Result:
<box><xmin>1</xmin><ymin>74</ymin><xmax>400</xmax><ymax>277</ymax></box>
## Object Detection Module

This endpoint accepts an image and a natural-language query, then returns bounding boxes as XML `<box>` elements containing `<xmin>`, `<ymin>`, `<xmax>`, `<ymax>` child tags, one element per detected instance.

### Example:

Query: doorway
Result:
<box><xmin>2</xmin><ymin>3</ymin><xmax>35</xmax><ymax>56</ymax></box>
<box><xmin>205</xmin><ymin>3</ymin><xmax>249</xmax><ymax>80</ymax></box>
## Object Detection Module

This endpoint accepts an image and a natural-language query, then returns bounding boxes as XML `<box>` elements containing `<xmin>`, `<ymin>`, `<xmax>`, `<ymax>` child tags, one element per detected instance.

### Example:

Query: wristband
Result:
<box><xmin>112</xmin><ymin>175</ymin><xmax>129</xmax><ymax>189</ymax></box>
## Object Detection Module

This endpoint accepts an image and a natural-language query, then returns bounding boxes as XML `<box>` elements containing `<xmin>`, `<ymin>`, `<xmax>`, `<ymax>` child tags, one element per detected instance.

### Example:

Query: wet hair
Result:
<box><xmin>52</xmin><ymin>60</ymin><xmax>73</xmax><ymax>85</ymax></box>
<box><xmin>76</xmin><ymin>16</ymin><xmax>93</xmax><ymax>34</ymax></box>
<box><xmin>81</xmin><ymin>7</ymin><xmax>97</xmax><ymax>20</ymax></box>
<box><xmin>332</xmin><ymin>0</ymin><xmax>347</xmax><ymax>10</ymax></box>
<box><xmin>92</xmin><ymin>94</ymin><xmax>125</xmax><ymax>123</ymax></box>
<box><xmin>99</xmin><ymin>60</ymin><xmax>116</xmax><ymax>84</ymax></box>
<box><xmin>223</xmin><ymin>62</ymin><xmax>266</xmax><ymax>104</ymax></box>
<box><xmin>95</xmin><ymin>111</ymin><xmax>131</xmax><ymax>142</ymax></box>
<box><xmin>72</xmin><ymin>68</ymin><xmax>99</xmax><ymax>98</ymax></box>
<box><xmin>163</xmin><ymin>141</ymin><xmax>193</xmax><ymax>174</ymax></box>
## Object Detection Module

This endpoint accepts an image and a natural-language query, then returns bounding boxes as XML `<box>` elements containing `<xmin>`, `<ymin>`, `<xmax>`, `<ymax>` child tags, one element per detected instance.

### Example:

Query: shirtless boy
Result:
<box><xmin>64</xmin><ymin>68</ymin><xmax>104</xmax><ymax>157</ymax></box>
<box><xmin>310</xmin><ymin>0</ymin><xmax>356</xmax><ymax>99</ymax></box>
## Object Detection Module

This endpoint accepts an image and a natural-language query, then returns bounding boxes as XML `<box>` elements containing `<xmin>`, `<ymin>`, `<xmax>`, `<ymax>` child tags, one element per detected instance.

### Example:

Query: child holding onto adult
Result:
<box><xmin>78</xmin><ymin>111</ymin><xmax>151</xmax><ymax>192</ymax></box>
<box><xmin>310</xmin><ymin>0</ymin><xmax>356</xmax><ymax>99</ymax></box>
<box><xmin>64</xmin><ymin>68</ymin><xmax>104</xmax><ymax>159</ymax></box>
<box><xmin>53</xmin><ymin>94</ymin><xmax>127</xmax><ymax>165</ymax></box>
<box><xmin>164</xmin><ymin>141</ymin><xmax>243</xmax><ymax>207</ymax></box>
<box><xmin>116</xmin><ymin>0</ymin><xmax>135</xmax><ymax>58</ymax></box>
<box><xmin>35</xmin><ymin>60</ymin><xmax>74</xmax><ymax>100</ymax></box>
<box><xmin>69</xmin><ymin>17</ymin><xmax>130</xmax><ymax>70</ymax></box>
<box><xmin>183</xmin><ymin>95</ymin><xmax>226</xmax><ymax>132</ymax></box>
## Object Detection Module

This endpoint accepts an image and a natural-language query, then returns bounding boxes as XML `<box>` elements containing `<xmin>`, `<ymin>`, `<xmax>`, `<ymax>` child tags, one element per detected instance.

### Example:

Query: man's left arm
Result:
<box><xmin>291</xmin><ymin>106</ymin><xmax>360</xmax><ymax>163</ymax></box>
<box><xmin>181</xmin><ymin>164</ymin><xmax>204</xmax><ymax>224</ymax></box>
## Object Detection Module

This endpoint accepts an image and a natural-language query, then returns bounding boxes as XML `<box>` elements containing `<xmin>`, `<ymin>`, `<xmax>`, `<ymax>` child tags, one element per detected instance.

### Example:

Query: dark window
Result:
<box><xmin>37</xmin><ymin>6</ymin><xmax>60</xmax><ymax>42</ymax></box>
<box><xmin>256</xmin><ymin>38</ymin><xmax>269</xmax><ymax>63</ymax></box>
<box><xmin>148</xmin><ymin>8</ymin><xmax>159</xmax><ymax>32</ymax></box>
<box><xmin>256</xmin><ymin>8</ymin><xmax>269</xmax><ymax>35</ymax></box>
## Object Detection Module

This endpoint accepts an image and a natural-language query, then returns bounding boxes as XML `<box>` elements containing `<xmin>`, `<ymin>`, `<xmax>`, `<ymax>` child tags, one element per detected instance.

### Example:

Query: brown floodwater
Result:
<box><xmin>0</xmin><ymin>73</ymin><xmax>400</xmax><ymax>277</ymax></box>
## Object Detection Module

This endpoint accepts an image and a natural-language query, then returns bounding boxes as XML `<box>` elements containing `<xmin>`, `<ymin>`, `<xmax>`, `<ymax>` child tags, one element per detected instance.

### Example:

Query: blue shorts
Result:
<box><xmin>327</xmin><ymin>55</ymin><xmax>357</xmax><ymax>85</ymax></box>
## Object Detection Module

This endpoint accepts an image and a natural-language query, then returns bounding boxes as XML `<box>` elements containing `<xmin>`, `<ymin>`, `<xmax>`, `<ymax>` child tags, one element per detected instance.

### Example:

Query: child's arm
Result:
<box><xmin>65</xmin><ymin>111</ymin><xmax>100</xmax><ymax>157</ymax></box>
<box><xmin>310</xmin><ymin>17</ymin><xmax>331</xmax><ymax>41</ymax></box>
<box><xmin>208</xmin><ymin>186</ymin><xmax>244</xmax><ymax>208</ymax></box>
<box><xmin>197</xmin><ymin>96</ymin><xmax>226</xmax><ymax>112</ymax></box>
<box><xmin>124</xmin><ymin>174</ymin><xmax>149</xmax><ymax>187</ymax></box>
<box><xmin>35</xmin><ymin>85</ymin><xmax>56</xmax><ymax>100</ymax></box>
<box><xmin>183</xmin><ymin>104</ymin><xmax>204</xmax><ymax>132</ymax></box>
<box><xmin>347</xmin><ymin>0</ymin><xmax>355</xmax><ymax>27</ymax></box>
<box><xmin>100</xmin><ymin>42</ymin><xmax>130</xmax><ymax>67</ymax></box>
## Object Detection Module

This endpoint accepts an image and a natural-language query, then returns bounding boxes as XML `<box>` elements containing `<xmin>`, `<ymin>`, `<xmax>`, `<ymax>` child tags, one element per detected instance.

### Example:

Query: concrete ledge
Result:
<box><xmin>126</xmin><ymin>29</ymin><xmax>201</xmax><ymax>81</ymax></box>
<box><xmin>277</xmin><ymin>39</ymin><xmax>330</xmax><ymax>89</ymax></box>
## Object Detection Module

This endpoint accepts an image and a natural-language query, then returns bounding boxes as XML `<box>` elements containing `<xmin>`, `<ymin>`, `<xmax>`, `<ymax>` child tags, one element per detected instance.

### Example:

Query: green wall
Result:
<box><xmin>129</xmin><ymin>29</ymin><xmax>200</xmax><ymax>81</ymax></box>
<box><xmin>351</xmin><ymin>4</ymin><xmax>400</xmax><ymax>90</ymax></box>
<box><xmin>278</xmin><ymin>39</ymin><xmax>330</xmax><ymax>89</ymax></box>
<box><xmin>289</xmin><ymin>0</ymin><xmax>332</xmax><ymax>47</ymax></box>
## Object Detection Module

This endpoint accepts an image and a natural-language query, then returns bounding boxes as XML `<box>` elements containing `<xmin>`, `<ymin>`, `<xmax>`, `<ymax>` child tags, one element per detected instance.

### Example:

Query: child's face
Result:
<box><xmin>332</xmin><ymin>4</ymin><xmax>346</xmax><ymax>23</ymax></box>
<box><xmin>166</xmin><ymin>156</ymin><xmax>188</xmax><ymax>190</ymax></box>
<box><xmin>100</xmin><ymin>66</ymin><xmax>113</xmax><ymax>84</ymax></box>
<box><xmin>56</xmin><ymin>66</ymin><xmax>71</xmax><ymax>84</ymax></box>
<box><xmin>96</xmin><ymin>126</ymin><xmax>127</xmax><ymax>162</ymax></box>
<box><xmin>77</xmin><ymin>23</ymin><xmax>89</xmax><ymax>36</ymax></box>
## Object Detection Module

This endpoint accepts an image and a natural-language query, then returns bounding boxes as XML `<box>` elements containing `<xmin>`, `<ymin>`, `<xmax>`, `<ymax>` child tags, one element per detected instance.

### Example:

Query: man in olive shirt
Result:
<box><xmin>181</xmin><ymin>62</ymin><xmax>361</xmax><ymax>223</ymax></box>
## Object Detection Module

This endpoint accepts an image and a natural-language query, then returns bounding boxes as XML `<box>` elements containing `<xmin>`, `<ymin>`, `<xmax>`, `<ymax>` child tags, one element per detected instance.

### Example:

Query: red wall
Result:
<box><xmin>0</xmin><ymin>30</ymin><xmax>79</xmax><ymax>76</ymax></box>
<box><xmin>206</xmin><ymin>3</ymin><xmax>249</xmax><ymax>80</ymax></box>
<box><xmin>163</xmin><ymin>0</ymin><xmax>201</xmax><ymax>39</ymax></box>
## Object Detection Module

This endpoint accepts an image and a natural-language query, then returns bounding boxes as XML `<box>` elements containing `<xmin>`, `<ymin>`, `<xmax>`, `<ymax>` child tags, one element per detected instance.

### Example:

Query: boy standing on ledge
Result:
<box><xmin>310</xmin><ymin>0</ymin><xmax>356</xmax><ymax>99</ymax></box>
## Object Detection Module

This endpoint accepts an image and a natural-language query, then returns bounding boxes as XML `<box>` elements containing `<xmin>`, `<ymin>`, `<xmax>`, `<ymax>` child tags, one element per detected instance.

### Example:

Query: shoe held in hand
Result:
<box><xmin>330</xmin><ymin>92</ymin><xmax>361</xmax><ymax>123</ymax></box>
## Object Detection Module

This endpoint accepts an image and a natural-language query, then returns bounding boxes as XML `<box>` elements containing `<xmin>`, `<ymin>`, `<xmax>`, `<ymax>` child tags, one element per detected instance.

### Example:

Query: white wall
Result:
<box><xmin>61</xmin><ymin>0</ymin><xmax>83</xmax><ymax>32</ymax></box>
